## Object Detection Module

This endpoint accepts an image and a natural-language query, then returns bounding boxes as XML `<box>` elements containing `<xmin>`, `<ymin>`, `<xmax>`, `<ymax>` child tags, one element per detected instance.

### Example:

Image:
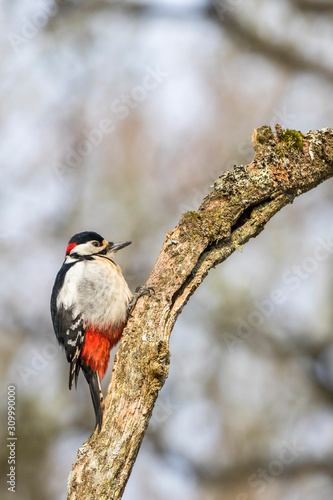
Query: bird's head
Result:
<box><xmin>65</xmin><ymin>231</ymin><xmax>131</xmax><ymax>258</ymax></box>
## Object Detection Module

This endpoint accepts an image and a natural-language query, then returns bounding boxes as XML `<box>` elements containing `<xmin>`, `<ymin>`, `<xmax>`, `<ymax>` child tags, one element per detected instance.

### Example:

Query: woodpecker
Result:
<box><xmin>50</xmin><ymin>231</ymin><xmax>150</xmax><ymax>433</ymax></box>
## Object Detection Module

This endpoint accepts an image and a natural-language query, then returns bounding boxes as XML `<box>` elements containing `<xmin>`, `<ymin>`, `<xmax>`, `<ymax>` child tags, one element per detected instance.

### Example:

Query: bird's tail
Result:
<box><xmin>82</xmin><ymin>364</ymin><xmax>104</xmax><ymax>433</ymax></box>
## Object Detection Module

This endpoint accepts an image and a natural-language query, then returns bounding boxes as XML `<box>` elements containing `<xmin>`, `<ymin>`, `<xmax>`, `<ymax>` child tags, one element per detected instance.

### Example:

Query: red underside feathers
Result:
<box><xmin>80</xmin><ymin>324</ymin><xmax>125</xmax><ymax>379</ymax></box>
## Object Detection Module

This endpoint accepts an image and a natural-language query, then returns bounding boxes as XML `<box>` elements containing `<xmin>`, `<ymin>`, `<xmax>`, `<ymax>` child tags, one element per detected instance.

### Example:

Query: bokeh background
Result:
<box><xmin>1</xmin><ymin>1</ymin><xmax>333</xmax><ymax>499</ymax></box>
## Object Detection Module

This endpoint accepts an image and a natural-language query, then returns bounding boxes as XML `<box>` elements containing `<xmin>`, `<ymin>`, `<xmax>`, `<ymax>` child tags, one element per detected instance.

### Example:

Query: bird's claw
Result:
<box><xmin>135</xmin><ymin>285</ymin><xmax>155</xmax><ymax>296</ymax></box>
<box><xmin>127</xmin><ymin>286</ymin><xmax>155</xmax><ymax>316</ymax></box>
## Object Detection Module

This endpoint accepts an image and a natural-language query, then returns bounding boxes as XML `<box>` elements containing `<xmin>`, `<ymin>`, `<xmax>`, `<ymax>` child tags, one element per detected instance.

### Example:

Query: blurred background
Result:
<box><xmin>1</xmin><ymin>0</ymin><xmax>333</xmax><ymax>499</ymax></box>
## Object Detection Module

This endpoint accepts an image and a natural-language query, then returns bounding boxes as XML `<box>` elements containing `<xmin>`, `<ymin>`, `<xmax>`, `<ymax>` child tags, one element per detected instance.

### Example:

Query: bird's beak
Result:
<box><xmin>106</xmin><ymin>241</ymin><xmax>132</xmax><ymax>253</ymax></box>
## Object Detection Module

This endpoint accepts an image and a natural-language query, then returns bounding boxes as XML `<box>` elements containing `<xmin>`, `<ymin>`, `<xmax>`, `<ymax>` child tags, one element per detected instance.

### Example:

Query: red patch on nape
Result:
<box><xmin>66</xmin><ymin>242</ymin><xmax>77</xmax><ymax>255</ymax></box>
<box><xmin>80</xmin><ymin>325</ymin><xmax>125</xmax><ymax>379</ymax></box>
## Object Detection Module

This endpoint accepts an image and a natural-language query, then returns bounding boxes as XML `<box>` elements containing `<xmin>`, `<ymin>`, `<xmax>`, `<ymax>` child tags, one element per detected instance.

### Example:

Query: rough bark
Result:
<box><xmin>67</xmin><ymin>125</ymin><xmax>333</xmax><ymax>499</ymax></box>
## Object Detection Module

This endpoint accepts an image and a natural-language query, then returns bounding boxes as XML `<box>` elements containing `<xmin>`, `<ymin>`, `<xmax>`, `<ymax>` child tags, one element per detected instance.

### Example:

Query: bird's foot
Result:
<box><xmin>127</xmin><ymin>286</ymin><xmax>155</xmax><ymax>317</ymax></box>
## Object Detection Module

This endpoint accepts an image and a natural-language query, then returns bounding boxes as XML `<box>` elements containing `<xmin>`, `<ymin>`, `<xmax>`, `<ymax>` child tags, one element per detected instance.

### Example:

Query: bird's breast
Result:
<box><xmin>59</xmin><ymin>258</ymin><xmax>132</xmax><ymax>330</ymax></box>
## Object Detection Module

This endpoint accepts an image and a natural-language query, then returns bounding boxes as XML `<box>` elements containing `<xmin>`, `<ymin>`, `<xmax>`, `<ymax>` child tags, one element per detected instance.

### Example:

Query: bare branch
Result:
<box><xmin>209</xmin><ymin>4</ymin><xmax>333</xmax><ymax>85</ymax></box>
<box><xmin>291</xmin><ymin>0</ymin><xmax>333</xmax><ymax>13</ymax></box>
<box><xmin>67</xmin><ymin>125</ymin><xmax>333</xmax><ymax>499</ymax></box>
<box><xmin>52</xmin><ymin>2</ymin><xmax>333</xmax><ymax>85</ymax></box>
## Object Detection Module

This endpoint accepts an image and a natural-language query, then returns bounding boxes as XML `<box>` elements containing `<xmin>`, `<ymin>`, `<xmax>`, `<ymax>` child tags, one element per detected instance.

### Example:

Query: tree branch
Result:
<box><xmin>209</xmin><ymin>3</ymin><xmax>333</xmax><ymax>85</ymax></box>
<box><xmin>67</xmin><ymin>125</ymin><xmax>333</xmax><ymax>499</ymax></box>
<box><xmin>291</xmin><ymin>0</ymin><xmax>333</xmax><ymax>13</ymax></box>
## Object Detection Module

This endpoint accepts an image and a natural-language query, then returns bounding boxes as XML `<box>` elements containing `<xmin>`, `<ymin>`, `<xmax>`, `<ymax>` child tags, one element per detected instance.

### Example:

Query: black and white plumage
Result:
<box><xmin>51</xmin><ymin>231</ymin><xmax>134</xmax><ymax>433</ymax></box>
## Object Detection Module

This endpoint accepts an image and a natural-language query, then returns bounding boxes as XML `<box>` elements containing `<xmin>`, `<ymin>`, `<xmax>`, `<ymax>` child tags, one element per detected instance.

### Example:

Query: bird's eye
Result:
<box><xmin>92</xmin><ymin>241</ymin><xmax>100</xmax><ymax>247</ymax></box>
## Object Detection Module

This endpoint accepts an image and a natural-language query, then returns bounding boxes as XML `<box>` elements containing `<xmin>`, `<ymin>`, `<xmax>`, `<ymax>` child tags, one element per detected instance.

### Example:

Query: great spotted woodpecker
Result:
<box><xmin>50</xmin><ymin>231</ymin><xmax>151</xmax><ymax>433</ymax></box>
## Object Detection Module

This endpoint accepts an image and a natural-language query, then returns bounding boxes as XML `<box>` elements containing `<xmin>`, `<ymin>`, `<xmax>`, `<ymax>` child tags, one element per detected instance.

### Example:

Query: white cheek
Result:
<box><xmin>70</xmin><ymin>242</ymin><xmax>96</xmax><ymax>256</ymax></box>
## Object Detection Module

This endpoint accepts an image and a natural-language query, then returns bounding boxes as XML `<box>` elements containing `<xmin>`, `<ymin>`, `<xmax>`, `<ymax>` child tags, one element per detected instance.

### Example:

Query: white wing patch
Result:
<box><xmin>56</xmin><ymin>261</ymin><xmax>85</xmax><ymax>311</ymax></box>
<box><xmin>67</xmin><ymin>339</ymin><xmax>77</xmax><ymax>347</ymax></box>
<box><xmin>69</xmin><ymin>329</ymin><xmax>85</xmax><ymax>389</ymax></box>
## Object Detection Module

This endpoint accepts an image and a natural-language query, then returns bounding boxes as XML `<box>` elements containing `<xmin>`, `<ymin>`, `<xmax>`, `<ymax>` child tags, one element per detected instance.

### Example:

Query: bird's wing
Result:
<box><xmin>53</xmin><ymin>304</ymin><xmax>86</xmax><ymax>389</ymax></box>
<box><xmin>51</xmin><ymin>264</ymin><xmax>87</xmax><ymax>389</ymax></box>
